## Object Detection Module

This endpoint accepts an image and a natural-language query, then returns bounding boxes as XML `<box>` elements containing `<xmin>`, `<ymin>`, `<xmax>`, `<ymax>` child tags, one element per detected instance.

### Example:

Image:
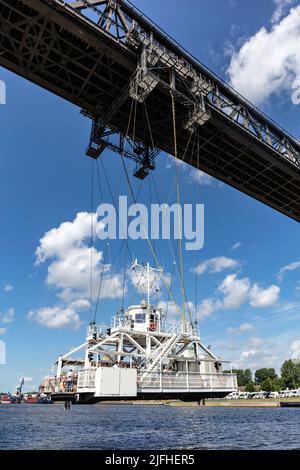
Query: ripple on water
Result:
<box><xmin>0</xmin><ymin>404</ymin><xmax>300</xmax><ymax>450</ymax></box>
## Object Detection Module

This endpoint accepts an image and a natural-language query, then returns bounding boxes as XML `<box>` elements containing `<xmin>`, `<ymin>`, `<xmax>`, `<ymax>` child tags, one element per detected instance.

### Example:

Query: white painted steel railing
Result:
<box><xmin>44</xmin><ymin>370</ymin><xmax>237</xmax><ymax>394</ymax></box>
<box><xmin>137</xmin><ymin>372</ymin><xmax>237</xmax><ymax>390</ymax></box>
<box><xmin>77</xmin><ymin>368</ymin><xmax>96</xmax><ymax>390</ymax></box>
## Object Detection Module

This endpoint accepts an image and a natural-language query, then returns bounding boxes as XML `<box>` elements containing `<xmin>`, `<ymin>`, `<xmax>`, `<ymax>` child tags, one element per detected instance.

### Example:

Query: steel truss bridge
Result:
<box><xmin>1</xmin><ymin>0</ymin><xmax>300</xmax><ymax>221</ymax></box>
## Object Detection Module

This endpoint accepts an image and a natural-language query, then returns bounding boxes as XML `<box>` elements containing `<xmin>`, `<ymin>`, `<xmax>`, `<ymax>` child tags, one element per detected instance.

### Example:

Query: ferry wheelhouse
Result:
<box><xmin>43</xmin><ymin>262</ymin><xmax>237</xmax><ymax>403</ymax></box>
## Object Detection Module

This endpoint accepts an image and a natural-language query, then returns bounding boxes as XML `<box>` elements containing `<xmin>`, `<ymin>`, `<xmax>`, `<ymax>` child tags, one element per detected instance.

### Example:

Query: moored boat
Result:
<box><xmin>0</xmin><ymin>394</ymin><xmax>13</xmax><ymax>404</ymax></box>
<box><xmin>25</xmin><ymin>394</ymin><xmax>52</xmax><ymax>404</ymax></box>
<box><xmin>25</xmin><ymin>395</ymin><xmax>39</xmax><ymax>404</ymax></box>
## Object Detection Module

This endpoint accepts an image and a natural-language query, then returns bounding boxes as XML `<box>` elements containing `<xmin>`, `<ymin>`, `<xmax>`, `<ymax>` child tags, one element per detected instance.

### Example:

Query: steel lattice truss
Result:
<box><xmin>1</xmin><ymin>0</ymin><xmax>300</xmax><ymax>221</ymax></box>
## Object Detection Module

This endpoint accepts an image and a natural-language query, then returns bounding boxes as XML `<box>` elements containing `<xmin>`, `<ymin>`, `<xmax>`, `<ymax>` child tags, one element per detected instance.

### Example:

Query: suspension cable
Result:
<box><xmin>93</xmin><ymin>242</ymin><xmax>109</xmax><ymax>323</ymax></box>
<box><xmin>170</xmin><ymin>89</ymin><xmax>186</xmax><ymax>329</ymax></box>
<box><xmin>122</xmin><ymin>246</ymin><xmax>127</xmax><ymax>311</ymax></box>
<box><xmin>165</xmin><ymin>261</ymin><xmax>175</xmax><ymax>324</ymax></box>
<box><xmin>195</xmin><ymin>128</ymin><xmax>200</xmax><ymax>326</ymax></box>
<box><xmin>120</xmin><ymin>99</ymin><xmax>181</xmax><ymax>318</ymax></box>
<box><xmin>147</xmin><ymin>106</ymin><xmax>194</xmax><ymax>329</ymax></box>
<box><xmin>147</xmin><ymin>97</ymin><xmax>194</xmax><ymax>327</ymax></box>
<box><xmin>99</xmin><ymin>158</ymin><xmax>133</xmax><ymax>263</ymax></box>
<box><xmin>120</xmin><ymin>149</ymin><xmax>181</xmax><ymax>317</ymax></box>
<box><xmin>96</xmin><ymin>157</ymin><xmax>103</xmax><ymax>202</ymax></box>
<box><xmin>98</xmin><ymin>145</ymin><xmax>148</xmax><ymax>306</ymax></box>
<box><xmin>107</xmin><ymin>242</ymin><xmax>118</xmax><ymax>302</ymax></box>
<box><xmin>90</xmin><ymin>159</ymin><xmax>94</xmax><ymax>323</ymax></box>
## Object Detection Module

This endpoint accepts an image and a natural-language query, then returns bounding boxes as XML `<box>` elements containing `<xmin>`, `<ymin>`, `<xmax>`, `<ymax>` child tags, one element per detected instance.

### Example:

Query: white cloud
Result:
<box><xmin>295</xmin><ymin>281</ymin><xmax>300</xmax><ymax>292</ymax></box>
<box><xmin>218</xmin><ymin>274</ymin><xmax>251</xmax><ymax>309</ymax></box>
<box><xmin>35</xmin><ymin>212</ymin><xmax>123</xmax><ymax>302</ymax></box>
<box><xmin>0</xmin><ymin>307</ymin><xmax>15</xmax><ymax>323</ymax></box>
<box><xmin>32</xmin><ymin>212</ymin><xmax>126</xmax><ymax>329</ymax></box>
<box><xmin>196</xmin><ymin>273</ymin><xmax>281</xmax><ymax>319</ymax></box>
<box><xmin>69</xmin><ymin>298</ymin><xmax>90</xmax><ymax>311</ymax></box>
<box><xmin>248</xmin><ymin>336</ymin><xmax>264</xmax><ymax>347</ymax></box>
<box><xmin>272</xmin><ymin>301</ymin><xmax>300</xmax><ymax>313</ymax></box>
<box><xmin>197</xmin><ymin>298</ymin><xmax>216</xmax><ymax>319</ymax></box>
<box><xmin>216</xmin><ymin>333</ymin><xmax>299</xmax><ymax>372</ymax></box>
<box><xmin>158</xmin><ymin>299</ymin><xmax>206</xmax><ymax>323</ymax></box>
<box><xmin>28</xmin><ymin>306</ymin><xmax>81</xmax><ymax>330</ymax></box>
<box><xmin>271</xmin><ymin>0</ymin><xmax>297</xmax><ymax>24</ymax></box>
<box><xmin>21</xmin><ymin>376</ymin><xmax>33</xmax><ymax>382</ymax></box>
<box><xmin>4</xmin><ymin>284</ymin><xmax>14</xmax><ymax>292</ymax></box>
<box><xmin>233</xmin><ymin>346</ymin><xmax>278</xmax><ymax>371</ymax></box>
<box><xmin>158</xmin><ymin>300</ymin><xmax>180</xmax><ymax>321</ymax></box>
<box><xmin>278</xmin><ymin>260</ymin><xmax>300</xmax><ymax>281</ymax></box>
<box><xmin>227</xmin><ymin>5</ymin><xmax>300</xmax><ymax>104</ymax></box>
<box><xmin>230</xmin><ymin>242</ymin><xmax>242</xmax><ymax>251</ymax></box>
<box><xmin>219</xmin><ymin>274</ymin><xmax>280</xmax><ymax>310</ymax></box>
<box><xmin>194</xmin><ymin>256</ymin><xmax>239</xmax><ymax>276</ymax></box>
<box><xmin>189</xmin><ymin>168</ymin><xmax>214</xmax><ymax>186</ymax></box>
<box><xmin>227</xmin><ymin>322</ymin><xmax>255</xmax><ymax>334</ymax></box>
<box><xmin>241</xmin><ymin>349</ymin><xmax>256</xmax><ymax>359</ymax></box>
<box><xmin>290</xmin><ymin>339</ymin><xmax>300</xmax><ymax>359</ymax></box>
<box><xmin>166</xmin><ymin>155</ymin><xmax>215</xmax><ymax>186</ymax></box>
<box><xmin>35</xmin><ymin>212</ymin><xmax>99</xmax><ymax>265</ymax></box>
<box><xmin>0</xmin><ymin>328</ymin><xmax>6</xmax><ymax>334</ymax></box>
<box><xmin>249</xmin><ymin>284</ymin><xmax>280</xmax><ymax>308</ymax></box>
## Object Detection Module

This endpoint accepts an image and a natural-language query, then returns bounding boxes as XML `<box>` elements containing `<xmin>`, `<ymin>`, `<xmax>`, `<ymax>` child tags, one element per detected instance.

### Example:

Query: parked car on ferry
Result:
<box><xmin>225</xmin><ymin>392</ymin><xmax>239</xmax><ymax>399</ymax></box>
<box><xmin>289</xmin><ymin>389</ymin><xmax>300</xmax><ymax>397</ymax></box>
<box><xmin>268</xmin><ymin>391</ymin><xmax>279</xmax><ymax>398</ymax></box>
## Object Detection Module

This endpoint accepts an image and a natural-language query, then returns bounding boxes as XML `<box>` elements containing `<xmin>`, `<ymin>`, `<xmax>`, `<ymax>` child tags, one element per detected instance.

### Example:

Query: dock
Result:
<box><xmin>280</xmin><ymin>401</ymin><xmax>300</xmax><ymax>407</ymax></box>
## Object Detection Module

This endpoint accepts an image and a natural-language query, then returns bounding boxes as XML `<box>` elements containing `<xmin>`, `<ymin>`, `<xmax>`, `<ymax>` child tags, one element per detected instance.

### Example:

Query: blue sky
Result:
<box><xmin>1</xmin><ymin>0</ymin><xmax>300</xmax><ymax>392</ymax></box>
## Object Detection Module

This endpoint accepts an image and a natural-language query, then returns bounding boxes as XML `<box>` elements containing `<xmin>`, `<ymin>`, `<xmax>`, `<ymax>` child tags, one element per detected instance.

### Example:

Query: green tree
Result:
<box><xmin>245</xmin><ymin>382</ymin><xmax>255</xmax><ymax>392</ymax></box>
<box><xmin>255</xmin><ymin>368</ymin><xmax>277</xmax><ymax>384</ymax></box>
<box><xmin>261</xmin><ymin>377</ymin><xmax>277</xmax><ymax>391</ymax></box>
<box><xmin>274</xmin><ymin>378</ymin><xmax>285</xmax><ymax>391</ymax></box>
<box><xmin>244</xmin><ymin>369</ymin><xmax>252</xmax><ymax>384</ymax></box>
<box><xmin>231</xmin><ymin>369</ymin><xmax>253</xmax><ymax>387</ymax></box>
<box><xmin>281</xmin><ymin>360</ymin><xmax>300</xmax><ymax>388</ymax></box>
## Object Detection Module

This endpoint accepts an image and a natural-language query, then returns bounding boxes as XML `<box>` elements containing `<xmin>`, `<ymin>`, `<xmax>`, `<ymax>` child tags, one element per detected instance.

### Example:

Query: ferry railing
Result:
<box><xmin>137</xmin><ymin>372</ymin><xmax>237</xmax><ymax>391</ymax></box>
<box><xmin>86</xmin><ymin>324</ymin><xmax>108</xmax><ymax>338</ymax></box>
<box><xmin>44</xmin><ymin>369</ymin><xmax>97</xmax><ymax>393</ymax></box>
<box><xmin>162</xmin><ymin>321</ymin><xmax>199</xmax><ymax>337</ymax></box>
<box><xmin>77</xmin><ymin>368</ymin><xmax>96</xmax><ymax>390</ymax></box>
<box><xmin>43</xmin><ymin>374</ymin><xmax>79</xmax><ymax>393</ymax></box>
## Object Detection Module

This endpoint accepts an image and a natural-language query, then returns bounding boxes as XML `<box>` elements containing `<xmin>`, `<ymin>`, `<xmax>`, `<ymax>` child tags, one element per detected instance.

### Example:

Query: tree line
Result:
<box><xmin>225</xmin><ymin>359</ymin><xmax>300</xmax><ymax>392</ymax></box>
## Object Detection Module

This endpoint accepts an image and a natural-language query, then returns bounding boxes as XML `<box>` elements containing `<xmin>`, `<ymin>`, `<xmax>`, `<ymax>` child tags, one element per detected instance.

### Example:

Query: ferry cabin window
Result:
<box><xmin>135</xmin><ymin>313</ymin><xmax>146</xmax><ymax>323</ymax></box>
<box><xmin>188</xmin><ymin>362</ymin><xmax>199</xmax><ymax>372</ymax></box>
<box><xmin>150</xmin><ymin>314</ymin><xmax>157</xmax><ymax>321</ymax></box>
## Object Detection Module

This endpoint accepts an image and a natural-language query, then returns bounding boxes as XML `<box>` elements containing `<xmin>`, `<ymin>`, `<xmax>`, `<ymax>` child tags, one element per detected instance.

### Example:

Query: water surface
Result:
<box><xmin>0</xmin><ymin>404</ymin><xmax>299</xmax><ymax>449</ymax></box>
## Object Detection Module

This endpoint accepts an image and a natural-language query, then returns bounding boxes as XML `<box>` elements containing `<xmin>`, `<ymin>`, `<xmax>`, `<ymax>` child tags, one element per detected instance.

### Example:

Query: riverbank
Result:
<box><xmin>92</xmin><ymin>397</ymin><xmax>300</xmax><ymax>407</ymax></box>
<box><xmin>169</xmin><ymin>397</ymin><xmax>300</xmax><ymax>407</ymax></box>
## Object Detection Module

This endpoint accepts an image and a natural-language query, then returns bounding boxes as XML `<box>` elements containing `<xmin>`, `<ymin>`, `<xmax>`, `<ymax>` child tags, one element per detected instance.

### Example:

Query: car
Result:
<box><xmin>226</xmin><ymin>392</ymin><xmax>239</xmax><ymax>399</ymax></box>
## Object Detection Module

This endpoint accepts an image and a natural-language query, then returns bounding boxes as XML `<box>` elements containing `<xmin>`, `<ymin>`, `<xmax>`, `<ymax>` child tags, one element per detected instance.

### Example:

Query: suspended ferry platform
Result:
<box><xmin>42</xmin><ymin>262</ymin><xmax>237</xmax><ymax>404</ymax></box>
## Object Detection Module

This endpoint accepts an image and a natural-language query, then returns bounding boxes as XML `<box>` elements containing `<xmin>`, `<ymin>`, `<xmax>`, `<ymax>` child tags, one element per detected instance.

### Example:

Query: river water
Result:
<box><xmin>0</xmin><ymin>404</ymin><xmax>299</xmax><ymax>449</ymax></box>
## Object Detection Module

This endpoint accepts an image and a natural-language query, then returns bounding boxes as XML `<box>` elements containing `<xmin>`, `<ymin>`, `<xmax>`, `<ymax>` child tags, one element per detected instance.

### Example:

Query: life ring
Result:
<box><xmin>149</xmin><ymin>322</ymin><xmax>156</xmax><ymax>331</ymax></box>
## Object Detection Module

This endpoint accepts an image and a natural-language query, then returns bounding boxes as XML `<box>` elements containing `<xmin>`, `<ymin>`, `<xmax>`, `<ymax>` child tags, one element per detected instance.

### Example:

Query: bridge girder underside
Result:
<box><xmin>0</xmin><ymin>0</ymin><xmax>299</xmax><ymax>221</ymax></box>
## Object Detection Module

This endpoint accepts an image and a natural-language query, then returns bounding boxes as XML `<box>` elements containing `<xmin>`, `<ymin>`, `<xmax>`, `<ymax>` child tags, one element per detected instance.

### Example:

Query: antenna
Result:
<box><xmin>131</xmin><ymin>260</ymin><xmax>163</xmax><ymax>308</ymax></box>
